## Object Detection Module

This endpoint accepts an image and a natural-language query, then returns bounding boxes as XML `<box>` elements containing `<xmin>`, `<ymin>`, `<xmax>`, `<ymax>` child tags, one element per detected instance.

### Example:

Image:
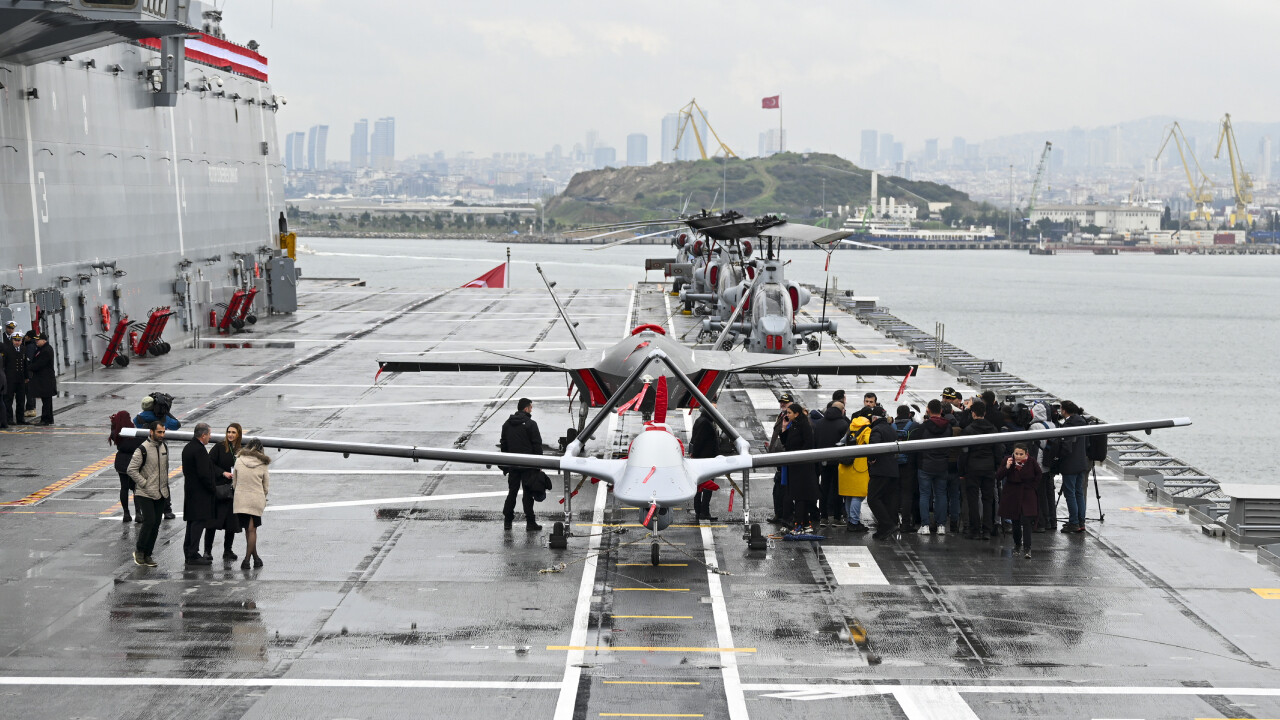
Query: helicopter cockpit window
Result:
<box><xmin>763</xmin><ymin>287</ymin><xmax>786</xmax><ymax>316</ymax></box>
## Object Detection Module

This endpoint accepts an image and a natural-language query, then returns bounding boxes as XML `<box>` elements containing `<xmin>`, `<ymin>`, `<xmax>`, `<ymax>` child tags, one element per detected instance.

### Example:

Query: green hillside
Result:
<box><xmin>545</xmin><ymin>152</ymin><xmax>970</xmax><ymax>226</ymax></box>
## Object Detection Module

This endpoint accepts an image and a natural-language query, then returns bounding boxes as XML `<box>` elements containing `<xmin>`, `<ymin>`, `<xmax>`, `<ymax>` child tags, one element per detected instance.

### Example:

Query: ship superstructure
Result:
<box><xmin>1</xmin><ymin>0</ymin><xmax>292</xmax><ymax>376</ymax></box>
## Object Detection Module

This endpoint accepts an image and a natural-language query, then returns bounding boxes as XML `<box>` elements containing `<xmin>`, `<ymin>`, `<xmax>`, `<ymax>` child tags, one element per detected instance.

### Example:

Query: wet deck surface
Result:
<box><xmin>3</xmin><ymin>280</ymin><xmax>1280</xmax><ymax>719</ymax></box>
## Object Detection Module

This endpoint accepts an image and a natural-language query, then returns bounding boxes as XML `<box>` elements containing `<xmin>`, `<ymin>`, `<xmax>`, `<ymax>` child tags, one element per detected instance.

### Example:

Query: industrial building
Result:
<box><xmin>1030</xmin><ymin>204</ymin><xmax>1162</xmax><ymax>232</ymax></box>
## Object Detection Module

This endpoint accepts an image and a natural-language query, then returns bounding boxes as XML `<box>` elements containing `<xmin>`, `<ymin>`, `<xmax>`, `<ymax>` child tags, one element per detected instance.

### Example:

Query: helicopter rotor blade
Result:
<box><xmin>583</xmin><ymin>228</ymin><xmax>674</xmax><ymax>251</ymax></box>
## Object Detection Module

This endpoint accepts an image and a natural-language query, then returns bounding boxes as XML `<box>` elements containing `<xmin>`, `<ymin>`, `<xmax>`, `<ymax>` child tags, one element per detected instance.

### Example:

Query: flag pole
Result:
<box><xmin>506</xmin><ymin>246</ymin><xmax>511</xmax><ymax>288</ymax></box>
<box><xmin>779</xmin><ymin>102</ymin><xmax>783</xmax><ymax>153</ymax></box>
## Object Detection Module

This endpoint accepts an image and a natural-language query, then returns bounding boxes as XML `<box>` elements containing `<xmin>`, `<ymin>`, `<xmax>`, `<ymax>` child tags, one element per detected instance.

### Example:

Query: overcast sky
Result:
<box><xmin>220</xmin><ymin>0</ymin><xmax>1280</xmax><ymax>161</ymax></box>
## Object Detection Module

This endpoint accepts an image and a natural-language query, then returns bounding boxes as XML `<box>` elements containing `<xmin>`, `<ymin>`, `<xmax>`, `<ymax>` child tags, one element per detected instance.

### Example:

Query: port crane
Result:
<box><xmin>1154</xmin><ymin>122</ymin><xmax>1214</xmax><ymax>227</ymax></box>
<box><xmin>672</xmin><ymin>99</ymin><xmax>737</xmax><ymax>160</ymax></box>
<box><xmin>1027</xmin><ymin>141</ymin><xmax>1052</xmax><ymax>214</ymax></box>
<box><xmin>1214</xmin><ymin>113</ymin><xmax>1254</xmax><ymax>228</ymax></box>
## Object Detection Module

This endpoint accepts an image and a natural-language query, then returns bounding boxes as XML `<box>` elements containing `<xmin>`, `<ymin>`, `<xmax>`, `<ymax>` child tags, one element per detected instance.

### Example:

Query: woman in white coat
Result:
<box><xmin>232</xmin><ymin>437</ymin><xmax>270</xmax><ymax>569</ymax></box>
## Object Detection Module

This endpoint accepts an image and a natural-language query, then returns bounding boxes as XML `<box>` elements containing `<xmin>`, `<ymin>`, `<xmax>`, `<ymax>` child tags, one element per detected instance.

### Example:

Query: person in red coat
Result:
<box><xmin>997</xmin><ymin>443</ymin><xmax>1041</xmax><ymax>559</ymax></box>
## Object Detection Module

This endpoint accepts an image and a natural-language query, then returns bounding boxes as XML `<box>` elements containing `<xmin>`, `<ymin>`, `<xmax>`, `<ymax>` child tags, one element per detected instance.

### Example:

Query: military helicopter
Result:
<box><xmin>125</xmin><ymin>356</ymin><xmax>1190</xmax><ymax>565</ymax></box>
<box><xmin>377</xmin><ymin>264</ymin><xmax>918</xmax><ymax>430</ymax></box>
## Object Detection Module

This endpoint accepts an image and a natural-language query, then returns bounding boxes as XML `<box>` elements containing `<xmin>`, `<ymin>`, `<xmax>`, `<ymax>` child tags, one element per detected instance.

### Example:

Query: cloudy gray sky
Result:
<box><xmin>221</xmin><ymin>0</ymin><xmax>1279</xmax><ymax>161</ymax></box>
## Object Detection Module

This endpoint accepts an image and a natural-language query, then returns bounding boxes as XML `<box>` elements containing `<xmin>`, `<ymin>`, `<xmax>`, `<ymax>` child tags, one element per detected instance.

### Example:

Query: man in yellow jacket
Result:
<box><xmin>838</xmin><ymin>412</ymin><xmax>873</xmax><ymax>532</ymax></box>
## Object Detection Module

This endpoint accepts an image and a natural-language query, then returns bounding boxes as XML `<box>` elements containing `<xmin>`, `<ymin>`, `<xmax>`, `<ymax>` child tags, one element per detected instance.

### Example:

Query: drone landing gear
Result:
<box><xmin>807</xmin><ymin>373</ymin><xmax>821</xmax><ymax>389</ymax></box>
<box><xmin>651</xmin><ymin>542</ymin><xmax>661</xmax><ymax>566</ymax></box>
<box><xmin>748</xmin><ymin>523</ymin><xmax>767</xmax><ymax>551</ymax></box>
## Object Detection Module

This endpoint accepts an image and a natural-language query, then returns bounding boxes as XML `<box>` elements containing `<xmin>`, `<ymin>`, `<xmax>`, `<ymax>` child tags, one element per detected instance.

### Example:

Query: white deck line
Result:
<box><xmin>61</xmin><ymin>382</ymin><xmax>564</xmax><ymax>390</ymax></box>
<box><xmin>0</xmin><ymin>677</ymin><xmax>559</xmax><ymax>690</ymax></box>
<box><xmin>745</xmin><ymin>683</ymin><xmax>1280</xmax><ymax>699</ymax></box>
<box><xmin>892</xmin><ymin>686</ymin><xmax>980</xmax><ymax>720</ymax></box>
<box><xmin>291</xmin><ymin>395</ymin><xmax>563</xmax><ymax>410</ymax></box>
<box><xmin>553</xmin><ymin>453</ymin><xmax>609</xmax><ymax>720</ymax></box>
<box><xmin>700</xmin><ymin>525</ymin><xmax>748</xmax><ymax>719</ymax></box>
<box><xmin>555</xmin><ymin>295</ymin><xmax>633</xmax><ymax>719</ymax></box>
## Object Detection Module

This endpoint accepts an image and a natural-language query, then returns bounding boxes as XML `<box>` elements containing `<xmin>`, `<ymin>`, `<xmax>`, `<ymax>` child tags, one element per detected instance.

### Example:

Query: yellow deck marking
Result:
<box><xmin>612</xmin><ymin>615</ymin><xmax>693</xmax><ymax>619</ymax></box>
<box><xmin>550</xmin><ymin>646</ymin><xmax>754</xmax><ymax>653</ymax></box>
<box><xmin>601</xmin><ymin>676</ymin><xmax>701</xmax><ymax>681</ymax></box>
<box><xmin>614</xmin><ymin>588</ymin><xmax>688</xmax><ymax>592</ymax></box>
<box><xmin>1252</xmin><ymin>588</ymin><xmax>1280</xmax><ymax>599</ymax></box>
<box><xmin>616</xmin><ymin>563</ymin><xmax>687</xmax><ymax>567</ymax></box>
<box><xmin>0</xmin><ymin>455</ymin><xmax>115</xmax><ymax>506</ymax></box>
<box><xmin>1119</xmin><ymin>506</ymin><xmax>1178</xmax><ymax>513</ymax></box>
<box><xmin>599</xmin><ymin>714</ymin><xmax>703</xmax><ymax>718</ymax></box>
<box><xmin>596</xmin><ymin>707</ymin><xmax>701</xmax><ymax>712</ymax></box>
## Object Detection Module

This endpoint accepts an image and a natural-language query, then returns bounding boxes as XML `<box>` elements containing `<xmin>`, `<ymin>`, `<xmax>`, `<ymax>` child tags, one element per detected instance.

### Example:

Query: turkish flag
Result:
<box><xmin>761</xmin><ymin>95</ymin><xmax>779</xmax><ymax>109</ymax></box>
<box><xmin>461</xmin><ymin>263</ymin><xmax>507</xmax><ymax>288</ymax></box>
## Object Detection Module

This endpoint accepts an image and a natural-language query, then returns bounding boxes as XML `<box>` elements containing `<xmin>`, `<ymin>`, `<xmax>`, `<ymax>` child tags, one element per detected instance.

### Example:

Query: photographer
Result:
<box><xmin>134</xmin><ymin>393</ymin><xmax>181</xmax><ymax>519</ymax></box>
<box><xmin>499</xmin><ymin>398</ymin><xmax>543</xmax><ymax>532</ymax></box>
<box><xmin>1029</xmin><ymin>402</ymin><xmax>1060</xmax><ymax>531</ymax></box>
<box><xmin>1057</xmin><ymin>401</ymin><xmax>1089</xmax><ymax>533</ymax></box>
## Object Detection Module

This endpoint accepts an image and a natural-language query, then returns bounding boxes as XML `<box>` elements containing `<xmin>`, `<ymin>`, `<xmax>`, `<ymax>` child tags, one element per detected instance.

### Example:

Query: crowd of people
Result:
<box><xmin>752</xmin><ymin>387</ymin><xmax>1097</xmax><ymax>559</ymax></box>
<box><xmin>1</xmin><ymin>321</ymin><xmax>58</xmax><ymax>427</ymax></box>
<box><xmin>107</xmin><ymin>394</ymin><xmax>271</xmax><ymax>570</ymax></box>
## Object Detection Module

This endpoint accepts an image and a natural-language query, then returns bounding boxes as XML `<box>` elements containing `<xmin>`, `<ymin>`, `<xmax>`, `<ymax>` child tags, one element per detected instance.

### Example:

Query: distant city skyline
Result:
<box><xmin>221</xmin><ymin>3</ymin><xmax>1279</xmax><ymax>164</ymax></box>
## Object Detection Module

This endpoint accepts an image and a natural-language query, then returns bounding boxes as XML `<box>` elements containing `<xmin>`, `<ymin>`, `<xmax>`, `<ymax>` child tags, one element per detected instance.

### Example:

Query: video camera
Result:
<box><xmin>999</xmin><ymin>394</ymin><xmax>1033</xmax><ymax>430</ymax></box>
<box><xmin>148</xmin><ymin>391</ymin><xmax>175</xmax><ymax>419</ymax></box>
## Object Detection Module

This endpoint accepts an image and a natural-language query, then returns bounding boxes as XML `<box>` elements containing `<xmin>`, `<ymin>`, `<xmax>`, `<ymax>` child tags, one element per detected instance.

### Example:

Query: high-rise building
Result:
<box><xmin>758</xmin><ymin>129</ymin><xmax>786</xmax><ymax>157</ymax></box>
<box><xmin>285</xmin><ymin>132</ymin><xmax>306</xmax><ymax>172</ymax></box>
<box><xmin>951</xmin><ymin>137</ymin><xmax>966</xmax><ymax>165</ymax></box>
<box><xmin>627</xmin><ymin>133</ymin><xmax>648</xmax><ymax>166</ymax></box>
<box><xmin>371</xmin><ymin>117</ymin><xmax>396</xmax><ymax>170</ymax></box>
<box><xmin>585</xmin><ymin>130</ymin><xmax>599</xmax><ymax>156</ymax></box>
<box><xmin>661</xmin><ymin>114</ymin><xmax>679</xmax><ymax>163</ymax></box>
<box><xmin>1260</xmin><ymin>136</ymin><xmax>1273</xmax><ymax>188</ymax></box>
<box><xmin>306</xmin><ymin>124</ymin><xmax>329</xmax><ymax>171</ymax></box>
<box><xmin>878</xmin><ymin>133</ymin><xmax>895</xmax><ymax>169</ymax></box>
<box><xmin>924</xmin><ymin>138</ymin><xmax>939</xmax><ymax>166</ymax></box>
<box><xmin>860</xmin><ymin>130</ymin><xmax>877</xmax><ymax>168</ymax></box>
<box><xmin>593</xmin><ymin>146</ymin><xmax>617</xmax><ymax>169</ymax></box>
<box><xmin>891</xmin><ymin>141</ymin><xmax>904</xmax><ymax>169</ymax></box>
<box><xmin>350</xmin><ymin>119</ymin><xmax>369</xmax><ymax>169</ymax></box>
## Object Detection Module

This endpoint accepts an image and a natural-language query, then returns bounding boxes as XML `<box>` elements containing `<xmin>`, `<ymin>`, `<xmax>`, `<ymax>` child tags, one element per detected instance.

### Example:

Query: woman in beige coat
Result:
<box><xmin>232</xmin><ymin>437</ymin><xmax>270</xmax><ymax>569</ymax></box>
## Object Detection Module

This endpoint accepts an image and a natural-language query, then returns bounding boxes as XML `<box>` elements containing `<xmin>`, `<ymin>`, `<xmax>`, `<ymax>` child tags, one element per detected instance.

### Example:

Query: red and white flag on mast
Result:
<box><xmin>461</xmin><ymin>263</ymin><xmax>507</xmax><ymax>288</ymax></box>
<box><xmin>761</xmin><ymin>95</ymin><xmax>780</xmax><ymax>109</ymax></box>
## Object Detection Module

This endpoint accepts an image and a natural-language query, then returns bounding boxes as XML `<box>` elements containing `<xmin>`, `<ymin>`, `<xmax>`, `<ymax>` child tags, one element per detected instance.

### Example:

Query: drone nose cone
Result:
<box><xmin>761</xmin><ymin>316</ymin><xmax>788</xmax><ymax>333</ymax></box>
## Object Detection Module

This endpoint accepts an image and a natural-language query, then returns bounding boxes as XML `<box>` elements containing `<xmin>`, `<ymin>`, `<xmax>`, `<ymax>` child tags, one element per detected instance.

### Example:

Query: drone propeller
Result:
<box><xmin>843</xmin><ymin>238</ymin><xmax>891</xmax><ymax>251</ymax></box>
<box><xmin>584</xmin><ymin>227</ymin><xmax>674</xmax><ymax>251</ymax></box>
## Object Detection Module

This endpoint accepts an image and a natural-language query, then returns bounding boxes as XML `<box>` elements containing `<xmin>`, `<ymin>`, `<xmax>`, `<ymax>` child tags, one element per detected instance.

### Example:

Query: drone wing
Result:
<box><xmin>720</xmin><ymin>351</ymin><xmax>917</xmax><ymax>378</ymax></box>
<box><xmin>119</xmin><ymin>428</ymin><xmax>626</xmax><ymax>483</ymax></box>
<box><xmin>751</xmin><ymin>418</ymin><xmax>1192</xmax><ymax>469</ymax></box>
<box><xmin>378</xmin><ymin>349</ymin><xmax>572</xmax><ymax>374</ymax></box>
<box><xmin>841</xmin><ymin>238</ymin><xmax>891</xmax><ymax>251</ymax></box>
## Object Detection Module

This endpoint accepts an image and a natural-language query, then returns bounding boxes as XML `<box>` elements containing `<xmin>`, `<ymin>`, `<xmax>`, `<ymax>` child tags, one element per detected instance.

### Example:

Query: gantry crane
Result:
<box><xmin>1214</xmin><ymin>113</ymin><xmax>1254</xmax><ymax>228</ymax></box>
<box><xmin>1028</xmin><ymin>141</ymin><xmax>1052</xmax><ymax>213</ymax></box>
<box><xmin>673</xmin><ymin>99</ymin><xmax>737</xmax><ymax>160</ymax></box>
<box><xmin>1154</xmin><ymin>122</ymin><xmax>1214</xmax><ymax>227</ymax></box>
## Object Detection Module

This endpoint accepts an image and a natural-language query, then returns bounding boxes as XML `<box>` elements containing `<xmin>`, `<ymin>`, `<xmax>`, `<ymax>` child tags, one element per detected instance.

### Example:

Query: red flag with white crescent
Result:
<box><xmin>461</xmin><ymin>263</ymin><xmax>507</xmax><ymax>288</ymax></box>
<box><xmin>761</xmin><ymin>95</ymin><xmax>779</xmax><ymax>109</ymax></box>
<box><xmin>894</xmin><ymin>367</ymin><xmax>914</xmax><ymax>402</ymax></box>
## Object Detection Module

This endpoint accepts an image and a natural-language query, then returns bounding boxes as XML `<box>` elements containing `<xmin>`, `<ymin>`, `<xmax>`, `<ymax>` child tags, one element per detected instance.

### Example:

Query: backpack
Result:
<box><xmin>1084</xmin><ymin>416</ymin><xmax>1109</xmax><ymax>463</ymax></box>
<box><xmin>893</xmin><ymin>419</ymin><xmax>917</xmax><ymax>464</ymax></box>
<box><xmin>1030</xmin><ymin>420</ymin><xmax>1060</xmax><ymax>470</ymax></box>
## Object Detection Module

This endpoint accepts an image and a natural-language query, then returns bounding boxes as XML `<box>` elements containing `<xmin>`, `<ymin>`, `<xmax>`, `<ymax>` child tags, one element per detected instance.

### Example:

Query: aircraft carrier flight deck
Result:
<box><xmin>3</xmin><ymin>280</ymin><xmax>1280</xmax><ymax>720</ymax></box>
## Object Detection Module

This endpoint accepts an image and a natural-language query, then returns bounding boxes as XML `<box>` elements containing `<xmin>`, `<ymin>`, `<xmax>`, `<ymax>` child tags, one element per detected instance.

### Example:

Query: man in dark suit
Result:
<box><xmin>500</xmin><ymin>398</ymin><xmax>544</xmax><ymax>531</ymax></box>
<box><xmin>181</xmin><ymin>423</ymin><xmax>218</xmax><ymax>565</ymax></box>
<box><xmin>28</xmin><ymin>333</ymin><xmax>57</xmax><ymax>425</ymax></box>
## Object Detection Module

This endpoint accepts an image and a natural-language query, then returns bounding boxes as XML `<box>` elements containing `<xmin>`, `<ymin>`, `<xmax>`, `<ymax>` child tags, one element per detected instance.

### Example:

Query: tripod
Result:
<box><xmin>1054</xmin><ymin>465</ymin><xmax>1105</xmax><ymax>525</ymax></box>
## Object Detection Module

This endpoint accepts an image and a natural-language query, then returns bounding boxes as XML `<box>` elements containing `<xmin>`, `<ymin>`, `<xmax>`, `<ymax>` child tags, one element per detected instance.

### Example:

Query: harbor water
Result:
<box><xmin>302</xmin><ymin>237</ymin><xmax>1280</xmax><ymax>488</ymax></box>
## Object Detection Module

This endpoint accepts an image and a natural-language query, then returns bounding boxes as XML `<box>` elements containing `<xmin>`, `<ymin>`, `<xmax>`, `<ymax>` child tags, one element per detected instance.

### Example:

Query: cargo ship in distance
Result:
<box><xmin>0</xmin><ymin>0</ymin><xmax>296</xmax><ymax>377</ymax></box>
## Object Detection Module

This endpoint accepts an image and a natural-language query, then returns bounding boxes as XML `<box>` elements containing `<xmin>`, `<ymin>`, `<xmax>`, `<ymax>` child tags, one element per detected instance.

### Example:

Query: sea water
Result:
<box><xmin>302</xmin><ymin>237</ymin><xmax>1280</xmax><ymax>487</ymax></box>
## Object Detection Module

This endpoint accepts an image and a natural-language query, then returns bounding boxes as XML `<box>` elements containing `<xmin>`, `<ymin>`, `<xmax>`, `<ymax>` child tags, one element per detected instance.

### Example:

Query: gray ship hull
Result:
<box><xmin>1</xmin><ymin>28</ymin><xmax>283</xmax><ymax>375</ymax></box>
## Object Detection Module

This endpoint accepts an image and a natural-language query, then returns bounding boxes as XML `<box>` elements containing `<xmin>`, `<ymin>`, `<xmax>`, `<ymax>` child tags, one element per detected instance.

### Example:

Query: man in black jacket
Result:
<box><xmin>866</xmin><ymin>406</ymin><xmax>900</xmax><ymax>540</ymax></box>
<box><xmin>181</xmin><ymin>423</ymin><xmax>218</xmax><ymax>565</ymax></box>
<box><xmin>1057</xmin><ymin>400</ymin><xmax>1090</xmax><ymax>533</ymax></box>
<box><xmin>959</xmin><ymin>400</ymin><xmax>1002</xmax><ymax>539</ymax></box>
<box><xmin>688</xmin><ymin>406</ymin><xmax>721</xmax><ymax>520</ymax></box>
<box><xmin>911</xmin><ymin>399</ymin><xmax>954</xmax><ymax>535</ymax></box>
<box><xmin>812</xmin><ymin>400</ymin><xmax>849</xmax><ymax>526</ymax></box>
<box><xmin>500</xmin><ymin>398</ymin><xmax>543</xmax><ymax>531</ymax></box>
<box><xmin>28</xmin><ymin>333</ymin><xmax>57</xmax><ymax>425</ymax></box>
